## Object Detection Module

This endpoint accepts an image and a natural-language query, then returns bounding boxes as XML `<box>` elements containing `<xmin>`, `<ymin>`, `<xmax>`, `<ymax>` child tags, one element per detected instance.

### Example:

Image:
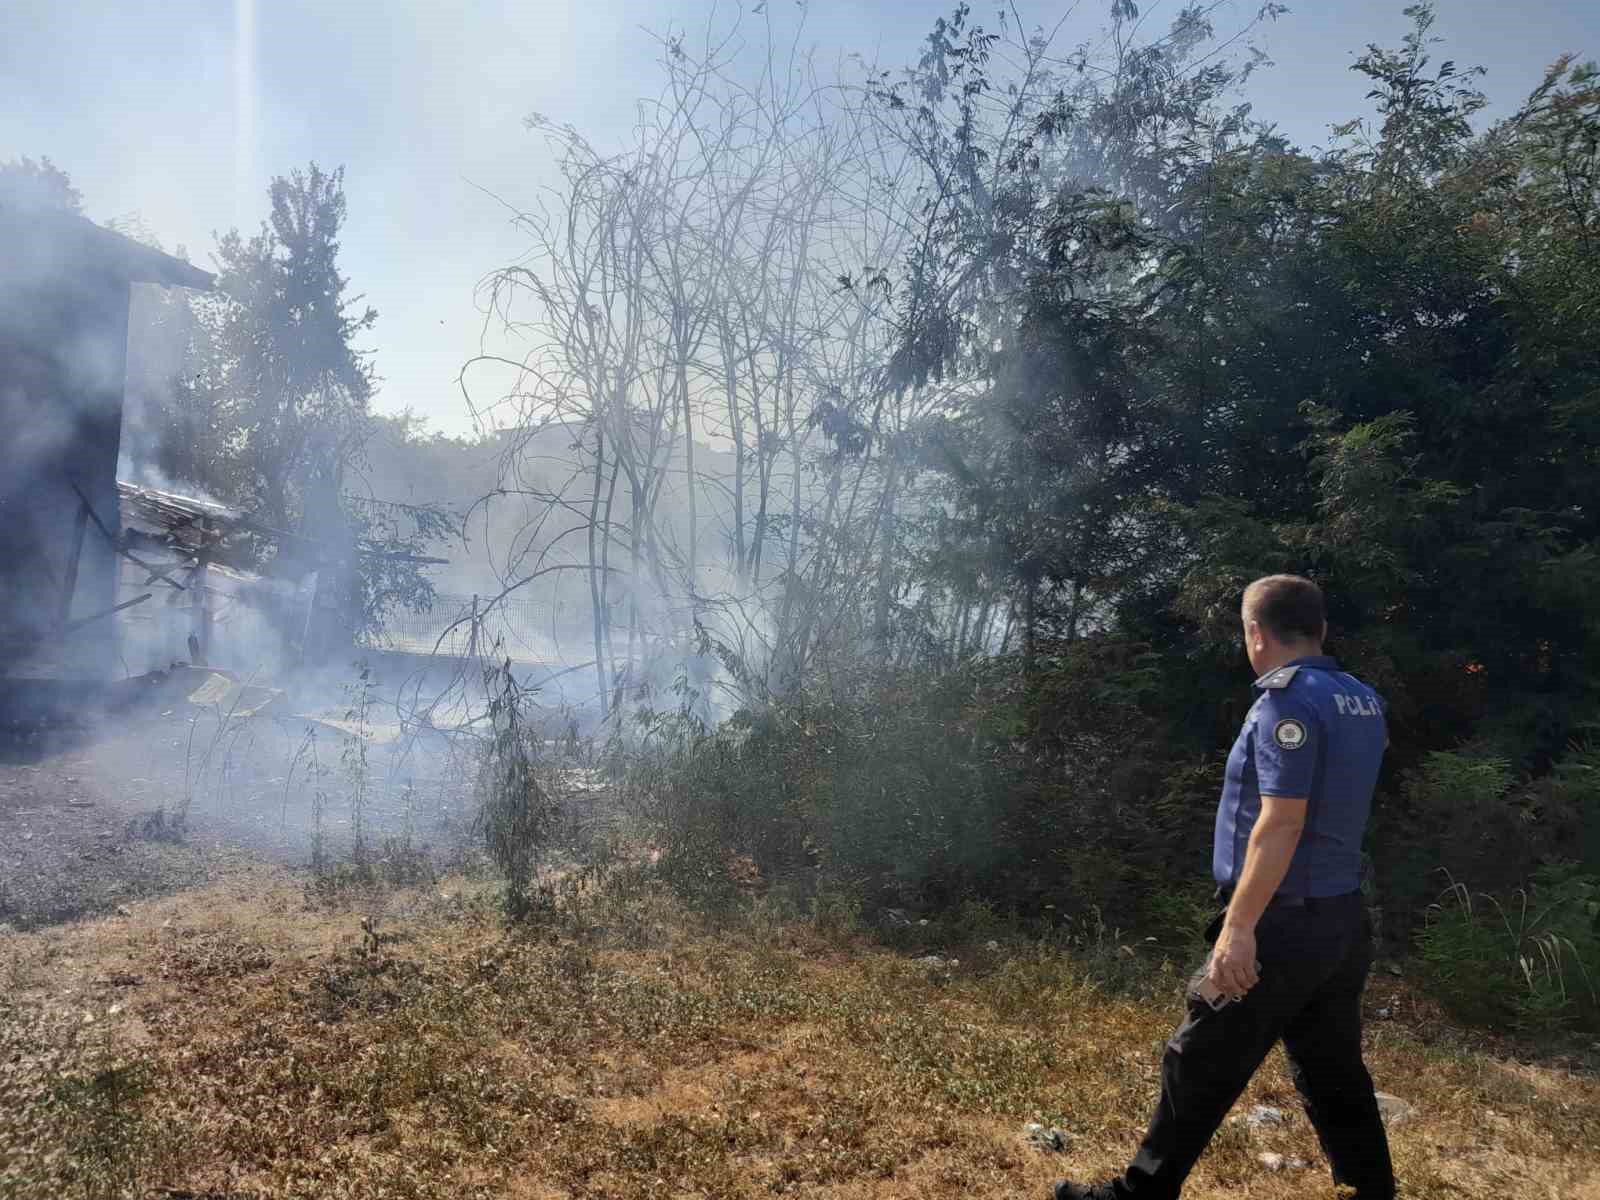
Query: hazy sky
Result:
<box><xmin>6</xmin><ymin>1</ymin><xmax>1597</xmax><ymax>447</ymax></box>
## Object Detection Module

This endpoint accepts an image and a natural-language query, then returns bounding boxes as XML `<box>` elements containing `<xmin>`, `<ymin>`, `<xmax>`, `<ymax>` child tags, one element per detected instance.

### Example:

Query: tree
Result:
<box><xmin>472</xmin><ymin>7</ymin><xmax>922</xmax><ymax>714</ymax></box>
<box><xmin>488</xmin><ymin>3</ymin><xmax>1600</xmax><ymax>963</ymax></box>
<box><xmin>0</xmin><ymin>155</ymin><xmax>82</xmax><ymax>213</ymax></box>
<box><xmin>205</xmin><ymin>164</ymin><xmax>376</xmax><ymax>531</ymax></box>
<box><xmin>861</xmin><ymin>1</ymin><xmax>1600</xmax><ymax>915</ymax></box>
<box><xmin>154</xmin><ymin>164</ymin><xmax>444</xmax><ymax>640</ymax></box>
<box><xmin>867</xmin><ymin>2</ymin><xmax>1276</xmax><ymax>667</ymax></box>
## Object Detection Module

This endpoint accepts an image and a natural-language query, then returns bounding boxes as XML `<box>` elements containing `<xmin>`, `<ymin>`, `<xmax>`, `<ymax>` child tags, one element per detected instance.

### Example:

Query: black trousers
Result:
<box><xmin>1113</xmin><ymin>892</ymin><xmax>1395</xmax><ymax>1199</ymax></box>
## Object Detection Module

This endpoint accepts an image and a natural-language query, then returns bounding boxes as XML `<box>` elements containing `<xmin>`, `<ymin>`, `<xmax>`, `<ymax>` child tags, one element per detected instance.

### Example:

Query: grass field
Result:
<box><xmin>2</xmin><ymin>864</ymin><xmax>1597</xmax><ymax>1199</ymax></box>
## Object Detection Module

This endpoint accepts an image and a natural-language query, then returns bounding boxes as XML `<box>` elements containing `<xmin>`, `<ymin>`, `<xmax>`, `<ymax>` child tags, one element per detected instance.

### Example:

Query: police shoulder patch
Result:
<box><xmin>1273</xmin><ymin>718</ymin><xmax>1309</xmax><ymax>750</ymax></box>
<box><xmin>1256</xmin><ymin>665</ymin><xmax>1301</xmax><ymax>690</ymax></box>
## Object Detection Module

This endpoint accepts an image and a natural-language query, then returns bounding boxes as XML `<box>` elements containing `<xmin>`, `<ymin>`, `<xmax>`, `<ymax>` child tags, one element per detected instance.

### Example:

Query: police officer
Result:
<box><xmin>1053</xmin><ymin>574</ymin><xmax>1395</xmax><ymax>1200</ymax></box>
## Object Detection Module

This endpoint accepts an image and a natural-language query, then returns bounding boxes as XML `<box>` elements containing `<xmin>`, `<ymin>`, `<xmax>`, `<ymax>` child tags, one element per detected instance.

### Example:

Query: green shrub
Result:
<box><xmin>0</xmin><ymin>1002</ymin><xmax>163</xmax><ymax>1200</ymax></box>
<box><xmin>617</xmin><ymin>640</ymin><xmax>1214</xmax><ymax>934</ymax></box>
<box><xmin>949</xmin><ymin>897</ymin><xmax>1008</xmax><ymax>945</ymax></box>
<box><xmin>1376</xmin><ymin>741</ymin><xmax>1600</xmax><ymax>949</ymax></box>
<box><xmin>611</xmin><ymin>630</ymin><xmax>1600</xmax><ymax>988</ymax></box>
<box><xmin>55</xmin><ymin>1060</ymin><xmax>156</xmax><ymax>1199</ymax></box>
<box><xmin>615</xmin><ymin>703</ymin><xmax>776</xmax><ymax>914</ymax></box>
<box><xmin>1541</xmin><ymin>740</ymin><xmax>1600</xmax><ymax>873</ymax></box>
<box><xmin>1376</xmin><ymin>750</ymin><xmax>1518</xmax><ymax>940</ymax></box>
<box><xmin>1138</xmin><ymin>882</ymin><xmax>1217</xmax><ymax>958</ymax></box>
<box><xmin>810</xmin><ymin>884</ymin><xmax>865</xmax><ymax>941</ymax></box>
<box><xmin>474</xmin><ymin>661</ymin><xmax>560</xmax><ymax>920</ymax></box>
<box><xmin>1417</xmin><ymin>865</ymin><xmax>1600</xmax><ymax>1034</ymax></box>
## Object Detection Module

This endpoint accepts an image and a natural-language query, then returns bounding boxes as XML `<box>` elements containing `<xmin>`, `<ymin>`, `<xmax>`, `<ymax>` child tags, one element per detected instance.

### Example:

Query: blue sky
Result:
<box><xmin>5</xmin><ymin>1</ymin><xmax>1597</xmax><ymax>442</ymax></box>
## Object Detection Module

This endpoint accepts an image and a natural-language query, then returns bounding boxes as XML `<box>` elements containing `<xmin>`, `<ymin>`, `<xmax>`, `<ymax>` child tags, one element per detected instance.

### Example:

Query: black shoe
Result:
<box><xmin>1052</xmin><ymin>1180</ymin><xmax>1120</xmax><ymax>1200</ymax></box>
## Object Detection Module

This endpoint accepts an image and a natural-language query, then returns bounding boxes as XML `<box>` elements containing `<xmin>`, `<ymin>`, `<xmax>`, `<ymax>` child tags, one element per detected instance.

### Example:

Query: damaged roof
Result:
<box><xmin>118</xmin><ymin>480</ymin><xmax>450</xmax><ymax>572</ymax></box>
<box><xmin>0</xmin><ymin>202</ymin><xmax>213</xmax><ymax>291</ymax></box>
<box><xmin>120</xmin><ymin>480</ymin><xmax>240</xmax><ymax>540</ymax></box>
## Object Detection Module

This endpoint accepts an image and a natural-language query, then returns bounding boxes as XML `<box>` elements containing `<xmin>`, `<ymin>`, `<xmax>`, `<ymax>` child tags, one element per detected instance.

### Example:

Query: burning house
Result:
<box><xmin>1</xmin><ymin>194</ymin><xmax>456</xmax><ymax>718</ymax></box>
<box><xmin>0</xmin><ymin>199</ymin><xmax>212</xmax><ymax>680</ymax></box>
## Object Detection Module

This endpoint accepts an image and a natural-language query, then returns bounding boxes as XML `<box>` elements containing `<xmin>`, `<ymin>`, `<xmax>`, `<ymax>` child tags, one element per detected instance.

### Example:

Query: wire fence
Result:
<box><xmin>366</xmin><ymin>591</ymin><xmax>589</xmax><ymax>663</ymax></box>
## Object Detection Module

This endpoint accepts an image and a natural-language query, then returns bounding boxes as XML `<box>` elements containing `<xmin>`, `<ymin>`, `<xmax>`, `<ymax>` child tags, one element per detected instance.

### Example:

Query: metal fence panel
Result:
<box><xmin>365</xmin><ymin>591</ymin><xmax>589</xmax><ymax>664</ymax></box>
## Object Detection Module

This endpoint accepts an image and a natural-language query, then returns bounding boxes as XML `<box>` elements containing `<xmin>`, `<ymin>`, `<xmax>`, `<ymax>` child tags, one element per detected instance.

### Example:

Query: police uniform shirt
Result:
<box><xmin>1213</xmin><ymin>656</ymin><xmax>1388</xmax><ymax>898</ymax></box>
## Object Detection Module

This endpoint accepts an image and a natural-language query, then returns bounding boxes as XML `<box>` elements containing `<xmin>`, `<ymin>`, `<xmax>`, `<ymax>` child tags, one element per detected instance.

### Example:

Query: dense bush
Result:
<box><xmin>621</xmin><ymin>639</ymin><xmax>1219</xmax><ymax>936</ymax></box>
<box><xmin>619</xmin><ymin>634</ymin><xmax>1600</xmax><ymax>1037</ymax></box>
<box><xmin>1374</xmin><ymin>752</ymin><xmax>1520</xmax><ymax>938</ymax></box>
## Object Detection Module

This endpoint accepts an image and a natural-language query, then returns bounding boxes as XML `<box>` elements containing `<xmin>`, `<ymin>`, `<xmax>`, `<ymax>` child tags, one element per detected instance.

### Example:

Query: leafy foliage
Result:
<box><xmin>624</xmin><ymin>638</ymin><xmax>1209</xmax><ymax>933</ymax></box>
<box><xmin>611</xmin><ymin>4</ymin><xmax>1600</xmax><ymax>1037</ymax></box>
<box><xmin>874</xmin><ymin>4</ymin><xmax>1600</xmax><ymax>931</ymax></box>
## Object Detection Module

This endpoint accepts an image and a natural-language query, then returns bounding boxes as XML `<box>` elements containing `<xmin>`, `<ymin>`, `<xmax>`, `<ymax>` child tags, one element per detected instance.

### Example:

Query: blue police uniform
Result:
<box><xmin>1214</xmin><ymin>656</ymin><xmax>1387</xmax><ymax>898</ymax></box>
<box><xmin>1094</xmin><ymin>656</ymin><xmax>1395</xmax><ymax>1200</ymax></box>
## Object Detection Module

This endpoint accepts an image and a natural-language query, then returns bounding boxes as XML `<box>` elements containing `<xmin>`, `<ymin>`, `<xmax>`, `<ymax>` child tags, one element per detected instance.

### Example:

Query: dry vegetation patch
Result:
<box><xmin>2</xmin><ymin>870</ymin><xmax>1597</xmax><ymax>1199</ymax></box>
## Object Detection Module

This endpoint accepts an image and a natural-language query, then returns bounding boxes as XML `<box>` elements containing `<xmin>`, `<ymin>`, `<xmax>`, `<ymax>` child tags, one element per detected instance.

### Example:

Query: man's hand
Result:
<box><xmin>1208</xmin><ymin>923</ymin><xmax>1259</xmax><ymax>998</ymax></box>
<box><xmin>1211</xmin><ymin>793</ymin><xmax>1306</xmax><ymax>1001</ymax></box>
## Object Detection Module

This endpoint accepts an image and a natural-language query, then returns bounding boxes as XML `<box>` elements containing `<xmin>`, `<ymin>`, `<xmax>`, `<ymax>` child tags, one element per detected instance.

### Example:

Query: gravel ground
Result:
<box><xmin>0</xmin><ymin>694</ymin><xmax>478</xmax><ymax>931</ymax></box>
<box><xmin>0</xmin><ymin>729</ymin><xmax>249</xmax><ymax>929</ymax></box>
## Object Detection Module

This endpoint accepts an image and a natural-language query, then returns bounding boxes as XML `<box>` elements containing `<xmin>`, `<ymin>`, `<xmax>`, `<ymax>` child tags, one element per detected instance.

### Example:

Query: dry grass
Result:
<box><xmin>2</xmin><ymin>869</ymin><xmax>1598</xmax><ymax>1200</ymax></box>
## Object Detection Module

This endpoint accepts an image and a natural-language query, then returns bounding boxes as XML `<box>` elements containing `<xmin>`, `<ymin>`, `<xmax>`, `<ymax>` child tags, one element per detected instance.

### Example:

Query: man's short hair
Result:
<box><xmin>1243</xmin><ymin>574</ymin><xmax>1325</xmax><ymax>641</ymax></box>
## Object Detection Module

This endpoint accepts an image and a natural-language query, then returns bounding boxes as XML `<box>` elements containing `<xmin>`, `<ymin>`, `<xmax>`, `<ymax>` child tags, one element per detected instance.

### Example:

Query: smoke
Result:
<box><xmin>232</xmin><ymin>0</ymin><xmax>258</xmax><ymax>231</ymax></box>
<box><xmin>119</xmin><ymin>282</ymin><xmax>226</xmax><ymax>507</ymax></box>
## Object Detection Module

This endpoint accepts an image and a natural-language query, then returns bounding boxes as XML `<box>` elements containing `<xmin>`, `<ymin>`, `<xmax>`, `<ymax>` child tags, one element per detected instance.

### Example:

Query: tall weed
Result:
<box><xmin>1418</xmin><ymin>865</ymin><xmax>1600</xmax><ymax>1033</ymax></box>
<box><xmin>474</xmin><ymin>660</ymin><xmax>560</xmax><ymax>920</ymax></box>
